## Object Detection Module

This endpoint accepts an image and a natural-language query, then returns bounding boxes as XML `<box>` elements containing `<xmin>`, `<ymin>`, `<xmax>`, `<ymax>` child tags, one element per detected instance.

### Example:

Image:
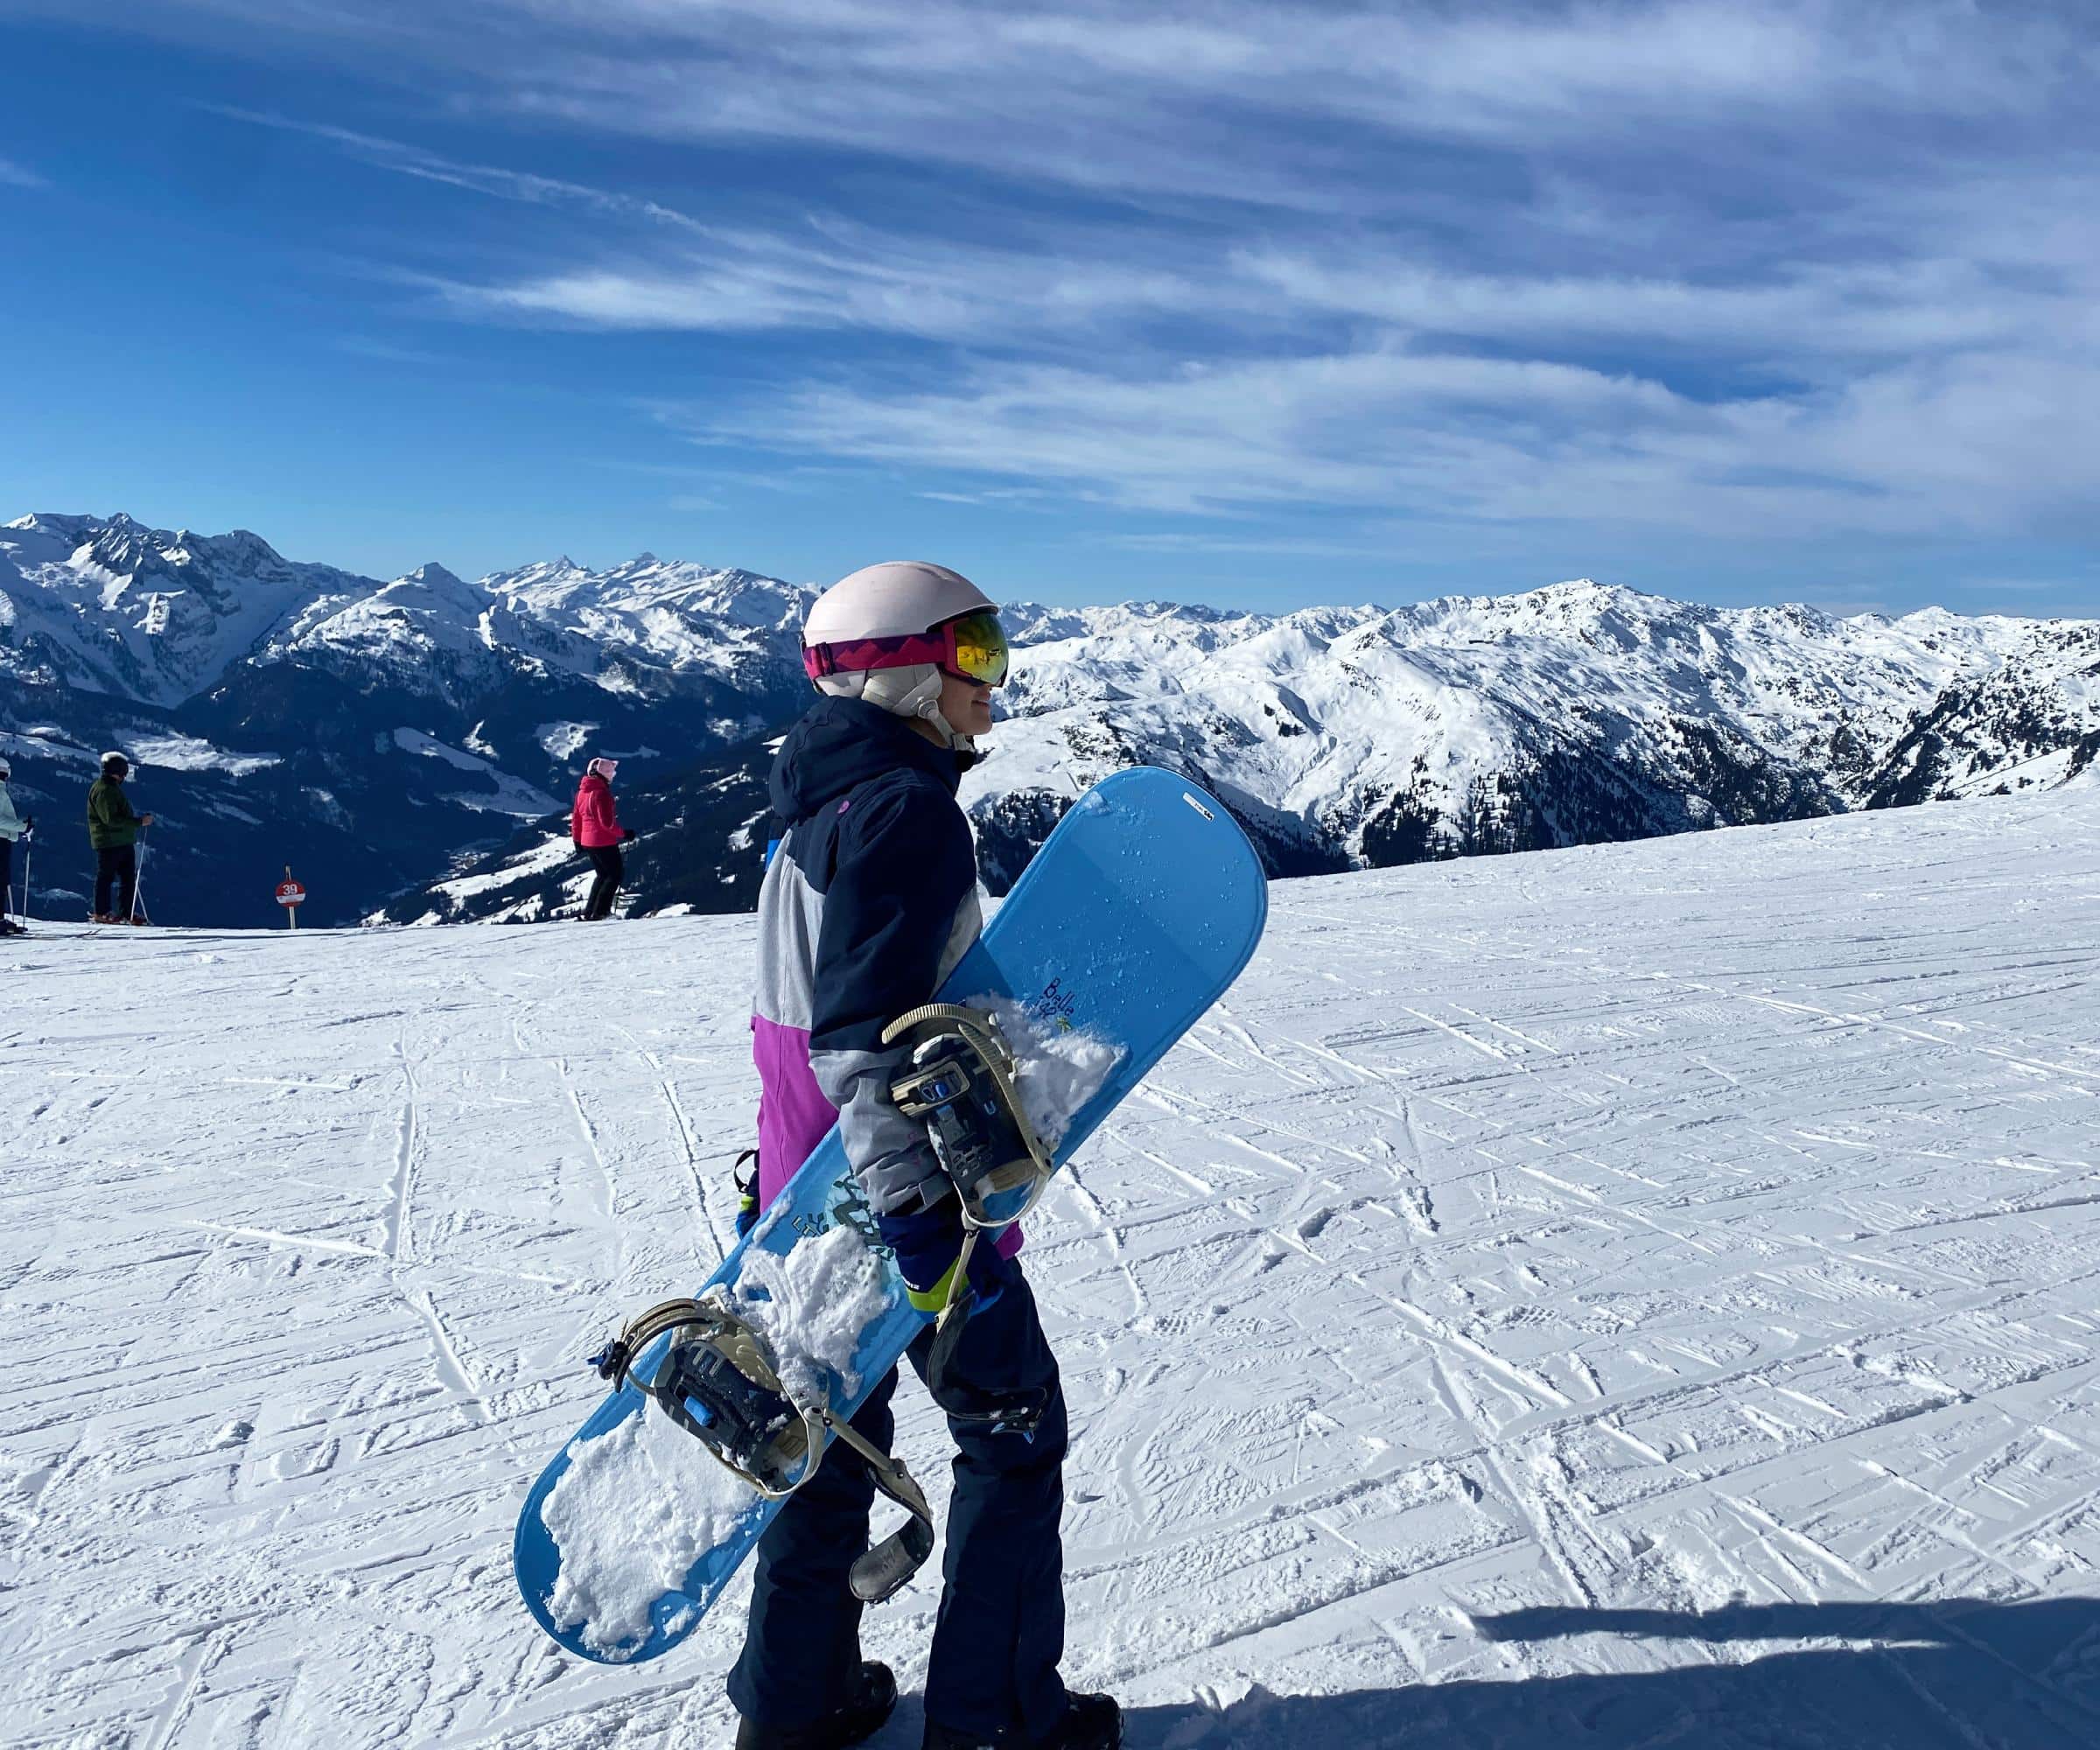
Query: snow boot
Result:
<box><xmin>922</xmin><ymin>1692</ymin><xmax>1121</xmax><ymax>1750</ymax></box>
<box><xmin>735</xmin><ymin>1661</ymin><xmax>897</xmax><ymax>1750</ymax></box>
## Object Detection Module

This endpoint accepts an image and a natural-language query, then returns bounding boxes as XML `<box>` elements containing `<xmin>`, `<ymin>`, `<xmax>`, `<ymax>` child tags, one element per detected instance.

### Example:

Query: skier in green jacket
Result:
<box><xmin>88</xmin><ymin>752</ymin><xmax>153</xmax><ymax>923</ymax></box>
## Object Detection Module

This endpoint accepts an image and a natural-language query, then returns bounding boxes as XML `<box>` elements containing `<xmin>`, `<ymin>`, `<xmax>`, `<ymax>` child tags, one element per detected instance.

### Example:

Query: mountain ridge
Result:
<box><xmin>4</xmin><ymin>509</ymin><xmax>2095</xmax><ymax>927</ymax></box>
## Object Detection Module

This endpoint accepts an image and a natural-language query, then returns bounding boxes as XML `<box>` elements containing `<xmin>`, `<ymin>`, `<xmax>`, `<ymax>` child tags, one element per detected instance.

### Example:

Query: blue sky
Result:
<box><xmin>1</xmin><ymin>1</ymin><xmax>2095</xmax><ymax>617</ymax></box>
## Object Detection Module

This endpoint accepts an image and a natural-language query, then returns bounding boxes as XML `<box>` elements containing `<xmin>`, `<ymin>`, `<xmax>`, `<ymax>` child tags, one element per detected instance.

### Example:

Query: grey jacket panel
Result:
<box><xmin>752</xmin><ymin>845</ymin><xmax>827</xmax><ymax>1032</ymax></box>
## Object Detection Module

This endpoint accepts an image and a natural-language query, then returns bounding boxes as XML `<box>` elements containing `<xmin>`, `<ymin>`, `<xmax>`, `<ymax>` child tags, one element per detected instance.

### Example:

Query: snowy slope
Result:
<box><xmin>5</xmin><ymin>789</ymin><xmax>2099</xmax><ymax>1747</ymax></box>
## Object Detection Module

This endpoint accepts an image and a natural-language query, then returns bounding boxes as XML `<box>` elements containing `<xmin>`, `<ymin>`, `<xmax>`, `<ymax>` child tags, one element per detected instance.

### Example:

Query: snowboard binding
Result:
<box><xmin>884</xmin><ymin>1004</ymin><xmax>1054</xmax><ymax>1233</ymax></box>
<box><xmin>884</xmin><ymin>1004</ymin><xmax>1060</xmax><ymax>1435</ymax></box>
<box><xmin>590</xmin><ymin>1296</ymin><xmax>936</xmax><ymax>1603</ymax></box>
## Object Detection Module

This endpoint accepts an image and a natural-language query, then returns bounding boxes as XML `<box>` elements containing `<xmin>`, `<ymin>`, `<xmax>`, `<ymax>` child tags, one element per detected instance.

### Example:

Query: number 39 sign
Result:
<box><xmin>276</xmin><ymin>867</ymin><xmax>306</xmax><ymax>928</ymax></box>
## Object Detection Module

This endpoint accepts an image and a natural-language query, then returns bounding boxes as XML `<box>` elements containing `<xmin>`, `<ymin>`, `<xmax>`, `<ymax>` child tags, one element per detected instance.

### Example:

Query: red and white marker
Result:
<box><xmin>276</xmin><ymin>870</ymin><xmax>306</xmax><ymax>928</ymax></box>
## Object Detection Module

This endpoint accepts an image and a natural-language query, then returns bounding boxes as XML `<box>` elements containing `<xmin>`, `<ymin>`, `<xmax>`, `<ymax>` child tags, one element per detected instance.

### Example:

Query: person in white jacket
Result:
<box><xmin>0</xmin><ymin>755</ymin><xmax>27</xmax><ymax>935</ymax></box>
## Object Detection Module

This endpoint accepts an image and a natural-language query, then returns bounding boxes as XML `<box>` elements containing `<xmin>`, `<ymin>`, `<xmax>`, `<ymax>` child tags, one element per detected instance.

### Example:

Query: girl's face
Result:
<box><xmin>937</xmin><ymin>668</ymin><xmax>996</xmax><ymax>738</ymax></box>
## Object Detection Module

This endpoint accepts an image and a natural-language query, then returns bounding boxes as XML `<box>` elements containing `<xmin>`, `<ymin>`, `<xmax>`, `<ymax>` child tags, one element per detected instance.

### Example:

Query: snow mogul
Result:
<box><xmin>732</xmin><ymin>562</ymin><xmax>1118</xmax><ymax>1750</ymax></box>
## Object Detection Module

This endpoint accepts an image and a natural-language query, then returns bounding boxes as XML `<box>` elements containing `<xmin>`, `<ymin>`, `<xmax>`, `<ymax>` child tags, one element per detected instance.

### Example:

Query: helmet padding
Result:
<box><xmin>816</xmin><ymin>662</ymin><xmax>973</xmax><ymax>752</ymax></box>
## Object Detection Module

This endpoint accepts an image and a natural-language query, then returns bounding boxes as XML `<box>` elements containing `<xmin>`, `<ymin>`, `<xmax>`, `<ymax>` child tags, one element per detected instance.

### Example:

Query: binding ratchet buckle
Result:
<box><xmin>589</xmin><ymin>1296</ymin><xmax>935</xmax><ymax>1602</ymax></box>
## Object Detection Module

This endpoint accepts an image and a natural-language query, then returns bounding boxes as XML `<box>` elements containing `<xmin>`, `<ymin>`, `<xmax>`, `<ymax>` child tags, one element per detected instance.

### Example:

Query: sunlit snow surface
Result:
<box><xmin>4</xmin><ymin>791</ymin><xmax>2100</xmax><ymax>1746</ymax></box>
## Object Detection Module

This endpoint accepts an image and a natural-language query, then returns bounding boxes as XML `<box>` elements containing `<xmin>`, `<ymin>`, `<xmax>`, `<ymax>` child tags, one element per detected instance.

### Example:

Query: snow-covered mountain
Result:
<box><xmin>0</xmin><ymin>513</ymin><xmax>813</xmax><ymax>926</ymax></box>
<box><xmin>0</xmin><ymin>512</ymin><xmax>371</xmax><ymax>704</ymax></box>
<box><xmin>4</xmin><ymin>509</ymin><xmax>2096</xmax><ymax>927</ymax></box>
<box><xmin>967</xmin><ymin>584</ymin><xmax>2097</xmax><ymax>883</ymax></box>
<box><xmin>438</xmin><ymin>579</ymin><xmax>2100</xmax><ymax>920</ymax></box>
<box><xmin>2</xmin><ymin>511</ymin><xmax>811</xmax><ymax>733</ymax></box>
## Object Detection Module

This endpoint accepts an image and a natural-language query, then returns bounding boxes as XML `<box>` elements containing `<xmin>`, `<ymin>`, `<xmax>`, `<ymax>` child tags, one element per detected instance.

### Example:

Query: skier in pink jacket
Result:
<box><xmin>571</xmin><ymin>757</ymin><xmax>636</xmax><ymax>920</ymax></box>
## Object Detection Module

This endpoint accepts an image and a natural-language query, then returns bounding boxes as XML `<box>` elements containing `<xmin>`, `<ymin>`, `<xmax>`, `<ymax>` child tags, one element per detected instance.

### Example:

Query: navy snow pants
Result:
<box><xmin>94</xmin><ymin>845</ymin><xmax>137</xmax><ymax>920</ymax></box>
<box><xmin>729</xmin><ymin>1260</ymin><xmax>1070</xmax><ymax>1745</ymax></box>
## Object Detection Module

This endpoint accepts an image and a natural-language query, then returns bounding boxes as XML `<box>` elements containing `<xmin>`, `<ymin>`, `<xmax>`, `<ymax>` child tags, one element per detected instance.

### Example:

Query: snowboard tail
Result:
<box><xmin>514</xmin><ymin>766</ymin><xmax>1269</xmax><ymax>1662</ymax></box>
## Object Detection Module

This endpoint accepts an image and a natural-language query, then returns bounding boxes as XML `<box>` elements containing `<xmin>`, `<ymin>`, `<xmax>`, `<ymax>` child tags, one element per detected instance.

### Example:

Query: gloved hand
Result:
<box><xmin>732</xmin><ymin>1150</ymin><xmax>760</xmax><ymax>1237</ymax></box>
<box><xmin>623</xmin><ymin>829</ymin><xmax>638</xmax><ymax>843</ymax></box>
<box><xmin>877</xmin><ymin>1201</ymin><xmax>1011</xmax><ymax>1315</ymax></box>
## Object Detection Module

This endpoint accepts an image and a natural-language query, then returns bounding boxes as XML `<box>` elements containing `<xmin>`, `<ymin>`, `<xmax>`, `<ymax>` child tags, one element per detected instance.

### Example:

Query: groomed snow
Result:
<box><xmin>4</xmin><ymin>790</ymin><xmax>2099</xmax><ymax>1746</ymax></box>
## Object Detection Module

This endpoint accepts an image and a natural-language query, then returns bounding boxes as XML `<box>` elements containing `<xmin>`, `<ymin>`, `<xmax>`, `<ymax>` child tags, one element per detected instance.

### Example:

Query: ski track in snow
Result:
<box><xmin>4</xmin><ymin>791</ymin><xmax>2100</xmax><ymax>1746</ymax></box>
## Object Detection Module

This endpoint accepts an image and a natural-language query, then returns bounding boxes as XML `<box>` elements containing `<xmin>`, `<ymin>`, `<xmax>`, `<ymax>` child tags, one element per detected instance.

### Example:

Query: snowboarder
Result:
<box><xmin>733</xmin><ymin>562</ymin><xmax>1119</xmax><ymax>1750</ymax></box>
<box><xmin>571</xmin><ymin>756</ymin><xmax>637</xmax><ymax>921</ymax></box>
<box><xmin>0</xmin><ymin>755</ymin><xmax>27</xmax><ymax>935</ymax></box>
<box><xmin>88</xmin><ymin>752</ymin><xmax>153</xmax><ymax>924</ymax></box>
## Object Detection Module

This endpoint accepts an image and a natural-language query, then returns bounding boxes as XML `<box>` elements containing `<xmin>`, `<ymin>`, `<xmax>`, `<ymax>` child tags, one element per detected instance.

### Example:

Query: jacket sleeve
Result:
<box><xmin>808</xmin><ymin>778</ymin><xmax>979</xmax><ymax>1215</ymax></box>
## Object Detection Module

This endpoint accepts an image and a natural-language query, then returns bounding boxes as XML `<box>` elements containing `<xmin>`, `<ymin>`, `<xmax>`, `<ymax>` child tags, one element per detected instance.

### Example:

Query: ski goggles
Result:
<box><xmin>802</xmin><ymin>609</ymin><xmax>1010</xmax><ymax>688</ymax></box>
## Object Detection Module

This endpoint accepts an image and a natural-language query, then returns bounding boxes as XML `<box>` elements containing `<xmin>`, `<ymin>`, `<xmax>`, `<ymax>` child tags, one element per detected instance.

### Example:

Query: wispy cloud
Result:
<box><xmin>0</xmin><ymin>158</ymin><xmax>48</xmax><ymax>189</ymax></box>
<box><xmin>138</xmin><ymin>2</ymin><xmax>2099</xmax><ymax>207</ymax></box>
<box><xmin>206</xmin><ymin>106</ymin><xmax>711</xmax><ymax>233</ymax></box>
<box><xmin>654</xmin><ymin>340</ymin><xmax>2100</xmax><ymax>541</ymax></box>
<box><xmin>78</xmin><ymin>3</ymin><xmax>2100</xmax><ymax>553</ymax></box>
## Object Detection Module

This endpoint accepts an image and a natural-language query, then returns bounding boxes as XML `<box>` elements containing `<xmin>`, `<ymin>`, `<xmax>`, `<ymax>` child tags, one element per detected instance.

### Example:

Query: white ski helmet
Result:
<box><xmin>802</xmin><ymin>562</ymin><xmax>1004</xmax><ymax>751</ymax></box>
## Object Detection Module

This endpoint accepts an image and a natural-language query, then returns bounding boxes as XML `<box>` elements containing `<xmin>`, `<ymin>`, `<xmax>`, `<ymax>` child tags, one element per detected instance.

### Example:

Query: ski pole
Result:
<box><xmin>20</xmin><ymin>826</ymin><xmax>30</xmax><ymax>926</ymax></box>
<box><xmin>130</xmin><ymin>822</ymin><xmax>149</xmax><ymax>925</ymax></box>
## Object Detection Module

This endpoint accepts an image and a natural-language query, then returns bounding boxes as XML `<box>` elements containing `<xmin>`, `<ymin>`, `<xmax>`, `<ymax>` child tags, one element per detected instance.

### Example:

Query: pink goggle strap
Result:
<box><xmin>802</xmin><ymin>630</ymin><xmax>951</xmax><ymax>681</ymax></box>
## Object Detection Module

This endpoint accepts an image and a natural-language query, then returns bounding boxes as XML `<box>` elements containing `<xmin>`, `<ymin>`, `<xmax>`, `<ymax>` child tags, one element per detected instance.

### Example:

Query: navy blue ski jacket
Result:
<box><xmin>752</xmin><ymin>697</ymin><xmax>983</xmax><ymax>1215</ymax></box>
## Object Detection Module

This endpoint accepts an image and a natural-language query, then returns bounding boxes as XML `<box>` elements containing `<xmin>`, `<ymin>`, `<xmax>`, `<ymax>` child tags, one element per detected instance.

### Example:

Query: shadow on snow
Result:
<box><xmin>1081</xmin><ymin>1597</ymin><xmax>2100</xmax><ymax>1750</ymax></box>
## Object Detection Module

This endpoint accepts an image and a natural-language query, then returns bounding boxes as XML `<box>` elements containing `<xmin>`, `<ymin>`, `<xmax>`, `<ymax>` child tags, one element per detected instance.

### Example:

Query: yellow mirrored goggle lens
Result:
<box><xmin>947</xmin><ymin>612</ymin><xmax>1010</xmax><ymax>685</ymax></box>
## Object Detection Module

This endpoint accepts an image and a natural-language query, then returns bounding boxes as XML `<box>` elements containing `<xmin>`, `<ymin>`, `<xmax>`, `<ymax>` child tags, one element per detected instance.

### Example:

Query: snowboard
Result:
<box><xmin>514</xmin><ymin>766</ymin><xmax>1270</xmax><ymax>1663</ymax></box>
